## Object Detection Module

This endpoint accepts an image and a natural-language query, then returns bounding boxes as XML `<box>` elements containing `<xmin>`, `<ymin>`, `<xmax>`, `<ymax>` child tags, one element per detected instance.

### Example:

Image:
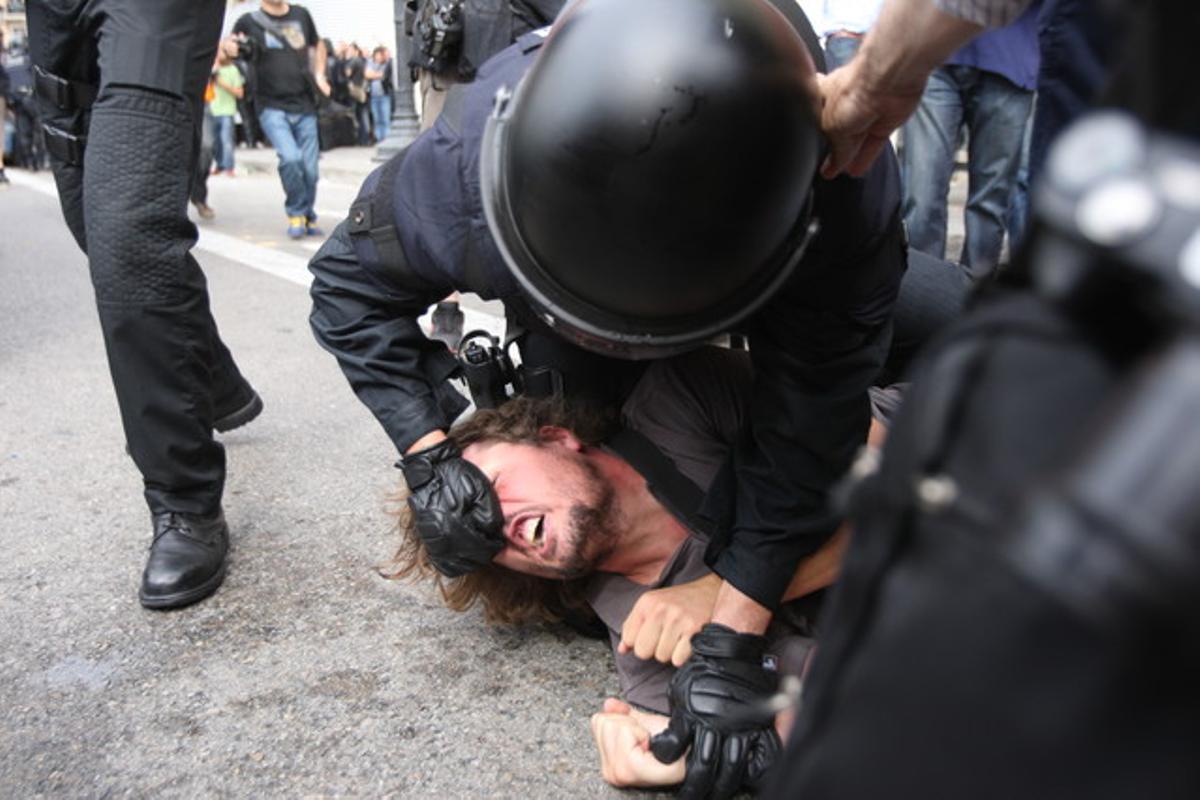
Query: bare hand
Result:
<box><xmin>619</xmin><ymin>573</ymin><xmax>721</xmax><ymax>666</ymax></box>
<box><xmin>590</xmin><ymin>698</ymin><xmax>685</xmax><ymax>788</ymax></box>
<box><xmin>816</xmin><ymin>61</ymin><xmax>923</xmax><ymax>179</ymax></box>
<box><xmin>315</xmin><ymin>74</ymin><xmax>332</xmax><ymax>97</ymax></box>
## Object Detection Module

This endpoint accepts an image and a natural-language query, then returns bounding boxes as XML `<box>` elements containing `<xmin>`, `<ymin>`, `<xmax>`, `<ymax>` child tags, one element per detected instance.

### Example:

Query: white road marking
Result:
<box><xmin>5</xmin><ymin>168</ymin><xmax>504</xmax><ymax>331</ymax></box>
<box><xmin>6</xmin><ymin>168</ymin><xmax>57</xmax><ymax>198</ymax></box>
<box><xmin>195</xmin><ymin>228</ymin><xmax>313</xmax><ymax>287</ymax></box>
<box><xmin>9</xmin><ymin>169</ymin><xmax>310</xmax><ymax>287</ymax></box>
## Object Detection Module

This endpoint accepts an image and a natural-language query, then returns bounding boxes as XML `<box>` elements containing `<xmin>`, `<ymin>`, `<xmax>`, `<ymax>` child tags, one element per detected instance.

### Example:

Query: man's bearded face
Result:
<box><xmin>462</xmin><ymin>436</ymin><xmax>618</xmax><ymax>579</ymax></box>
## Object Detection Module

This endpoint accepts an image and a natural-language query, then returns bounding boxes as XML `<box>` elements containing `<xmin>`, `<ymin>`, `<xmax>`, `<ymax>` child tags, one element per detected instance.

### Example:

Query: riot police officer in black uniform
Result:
<box><xmin>309</xmin><ymin>1</ymin><xmax>905</xmax><ymax>795</ymax></box>
<box><xmin>767</xmin><ymin>2</ymin><xmax>1200</xmax><ymax>799</ymax></box>
<box><xmin>28</xmin><ymin>0</ymin><xmax>262</xmax><ymax>610</ymax></box>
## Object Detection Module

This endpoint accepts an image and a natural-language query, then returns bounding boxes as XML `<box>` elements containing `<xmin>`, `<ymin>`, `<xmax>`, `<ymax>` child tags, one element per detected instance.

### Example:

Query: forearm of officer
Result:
<box><xmin>710</xmin><ymin>523</ymin><xmax>849</xmax><ymax>633</ymax></box>
<box><xmin>308</xmin><ymin>221</ymin><xmax>462</xmax><ymax>453</ymax></box>
<box><xmin>710</xmin><ymin>580</ymin><xmax>772</xmax><ymax>635</ymax></box>
<box><xmin>781</xmin><ymin>527</ymin><xmax>850</xmax><ymax>602</ymax></box>
<box><xmin>779</xmin><ymin>418</ymin><xmax>886</xmax><ymax>601</ymax></box>
<box><xmin>709</xmin><ymin>310</ymin><xmax>891</xmax><ymax>617</ymax></box>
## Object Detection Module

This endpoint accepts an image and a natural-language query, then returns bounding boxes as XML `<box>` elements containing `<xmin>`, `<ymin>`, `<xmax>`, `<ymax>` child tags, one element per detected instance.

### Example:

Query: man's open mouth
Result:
<box><xmin>515</xmin><ymin>515</ymin><xmax>546</xmax><ymax>549</ymax></box>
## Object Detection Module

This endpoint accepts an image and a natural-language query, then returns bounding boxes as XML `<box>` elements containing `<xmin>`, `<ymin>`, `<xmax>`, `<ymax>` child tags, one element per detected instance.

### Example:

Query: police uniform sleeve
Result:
<box><xmin>706</xmin><ymin>148</ymin><xmax>906</xmax><ymax>609</ymax></box>
<box><xmin>308</xmin><ymin>215</ymin><xmax>465</xmax><ymax>454</ymax></box>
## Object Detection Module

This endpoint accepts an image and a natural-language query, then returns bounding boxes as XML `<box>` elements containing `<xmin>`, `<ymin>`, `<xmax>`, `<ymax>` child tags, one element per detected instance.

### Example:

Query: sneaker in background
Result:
<box><xmin>287</xmin><ymin>215</ymin><xmax>307</xmax><ymax>239</ymax></box>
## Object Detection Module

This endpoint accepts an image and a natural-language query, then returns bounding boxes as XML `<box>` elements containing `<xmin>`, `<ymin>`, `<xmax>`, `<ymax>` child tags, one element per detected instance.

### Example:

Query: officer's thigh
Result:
<box><xmin>91</xmin><ymin>0</ymin><xmax>224</xmax><ymax>103</ymax></box>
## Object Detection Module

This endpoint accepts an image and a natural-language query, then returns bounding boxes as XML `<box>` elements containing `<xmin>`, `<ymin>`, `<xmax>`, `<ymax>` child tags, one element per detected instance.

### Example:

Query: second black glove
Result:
<box><xmin>649</xmin><ymin>623</ymin><xmax>782</xmax><ymax>800</ymax></box>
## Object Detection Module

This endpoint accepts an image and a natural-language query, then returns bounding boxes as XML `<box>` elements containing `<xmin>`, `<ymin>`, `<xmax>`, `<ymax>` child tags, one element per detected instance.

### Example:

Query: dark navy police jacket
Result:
<box><xmin>309</xmin><ymin>30</ymin><xmax>906</xmax><ymax>610</ymax></box>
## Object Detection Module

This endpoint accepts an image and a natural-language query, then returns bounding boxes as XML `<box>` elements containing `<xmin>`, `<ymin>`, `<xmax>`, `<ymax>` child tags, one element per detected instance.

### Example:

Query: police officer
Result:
<box><xmin>309</xmin><ymin>0</ymin><xmax>905</xmax><ymax>795</ymax></box>
<box><xmin>28</xmin><ymin>0</ymin><xmax>262</xmax><ymax>610</ymax></box>
<box><xmin>406</xmin><ymin>0</ymin><xmax>567</xmax><ymax>129</ymax></box>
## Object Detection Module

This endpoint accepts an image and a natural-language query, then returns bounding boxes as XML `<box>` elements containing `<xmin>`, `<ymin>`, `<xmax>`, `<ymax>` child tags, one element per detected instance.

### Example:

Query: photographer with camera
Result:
<box><xmin>232</xmin><ymin>0</ymin><xmax>330</xmax><ymax>239</ymax></box>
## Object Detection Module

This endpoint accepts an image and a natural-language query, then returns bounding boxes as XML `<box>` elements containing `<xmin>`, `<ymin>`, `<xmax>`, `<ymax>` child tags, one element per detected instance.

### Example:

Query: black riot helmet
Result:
<box><xmin>480</xmin><ymin>0</ymin><xmax>823</xmax><ymax>359</ymax></box>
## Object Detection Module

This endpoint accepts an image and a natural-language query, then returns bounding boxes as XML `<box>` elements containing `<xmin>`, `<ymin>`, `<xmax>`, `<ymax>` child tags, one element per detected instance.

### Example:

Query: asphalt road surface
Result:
<box><xmin>0</xmin><ymin>161</ymin><xmax>653</xmax><ymax>797</ymax></box>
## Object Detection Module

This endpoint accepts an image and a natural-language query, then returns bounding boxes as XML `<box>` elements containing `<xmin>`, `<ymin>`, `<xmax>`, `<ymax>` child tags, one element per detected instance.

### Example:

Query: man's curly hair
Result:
<box><xmin>382</xmin><ymin>395</ymin><xmax>619</xmax><ymax>626</ymax></box>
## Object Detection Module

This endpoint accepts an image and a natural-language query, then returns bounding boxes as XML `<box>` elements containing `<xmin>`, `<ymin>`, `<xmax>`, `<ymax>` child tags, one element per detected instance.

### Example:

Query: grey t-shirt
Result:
<box><xmin>582</xmin><ymin>349</ymin><xmax>781</xmax><ymax>711</ymax></box>
<box><xmin>583</xmin><ymin>347</ymin><xmax>900</xmax><ymax>713</ymax></box>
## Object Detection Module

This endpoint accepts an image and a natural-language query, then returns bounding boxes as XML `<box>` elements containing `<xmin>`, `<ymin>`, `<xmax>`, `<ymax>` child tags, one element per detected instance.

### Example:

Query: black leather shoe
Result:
<box><xmin>214</xmin><ymin>386</ymin><xmax>263</xmax><ymax>433</ymax></box>
<box><xmin>139</xmin><ymin>511</ymin><xmax>229</xmax><ymax>610</ymax></box>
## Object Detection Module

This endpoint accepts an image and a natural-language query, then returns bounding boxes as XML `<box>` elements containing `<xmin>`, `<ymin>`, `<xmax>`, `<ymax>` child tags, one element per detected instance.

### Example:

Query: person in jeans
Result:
<box><xmin>210</xmin><ymin>37</ymin><xmax>244</xmax><ymax>177</ymax></box>
<box><xmin>813</xmin><ymin>0</ymin><xmax>886</xmax><ymax>69</ymax></box>
<box><xmin>365</xmin><ymin>46</ymin><xmax>393</xmax><ymax>145</ymax></box>
<box><xmin>900</xmin><ymin>1</ymin><xmax>1041</xmax><ymax>281</ymax></box>
<box><xmin>189</xmin><ymin>102</ymin><xmax>217</xmax><ymax>219</ymax></box>
<box><xmin>233</xmin><ymin>0</ymin><xmax>330</xmax><ymax>239</ymax></box>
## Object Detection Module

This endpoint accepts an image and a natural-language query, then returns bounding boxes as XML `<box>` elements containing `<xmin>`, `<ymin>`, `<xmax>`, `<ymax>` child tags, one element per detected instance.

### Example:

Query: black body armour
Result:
<box><xmin>768</xmin><ymin>111</ymin><xmax>1200</xmax><ymax>800</ymax></box>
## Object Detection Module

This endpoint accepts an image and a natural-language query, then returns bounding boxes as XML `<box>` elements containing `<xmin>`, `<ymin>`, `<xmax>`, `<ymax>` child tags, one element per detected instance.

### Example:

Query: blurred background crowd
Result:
<box><xmin>0</xmin><ymin>0</ymin><xmax>1039</xmax><ymax>280</ymax></box>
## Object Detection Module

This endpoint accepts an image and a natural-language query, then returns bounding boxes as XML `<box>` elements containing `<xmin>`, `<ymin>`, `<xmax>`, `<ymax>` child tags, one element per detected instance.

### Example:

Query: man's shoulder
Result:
<box><xmin>237</xmin><ymin>5</ymin><xmax>313</xmax><ymax>27</ymax></box>
<box><xmin>232</xmin><ymin>11</ymin><xmax>256</xmax><ymax>32</ymax></box>
<box><xmin>284</xmin><ymin>3</ymin><xmax>317</xmax><ymax>28</ymax></box>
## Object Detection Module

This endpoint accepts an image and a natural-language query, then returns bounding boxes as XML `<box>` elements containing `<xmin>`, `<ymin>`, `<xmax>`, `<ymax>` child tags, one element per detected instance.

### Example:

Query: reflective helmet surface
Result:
<box><xmin>481</xmin><ymin>0</ymin><xmax>822</xmax><ymax>358</ymax></box>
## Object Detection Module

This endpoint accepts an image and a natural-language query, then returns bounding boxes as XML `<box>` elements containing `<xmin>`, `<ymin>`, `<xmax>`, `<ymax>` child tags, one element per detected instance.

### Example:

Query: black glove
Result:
<box><xmin>399</xmin><ymin>439</ymin><xmax>504</xmax><ymax>577</ymax></box>
<box><xmin>649</xmin><ymin>623</ymin><xmax>781</xmax><ymax>800</ymax></box>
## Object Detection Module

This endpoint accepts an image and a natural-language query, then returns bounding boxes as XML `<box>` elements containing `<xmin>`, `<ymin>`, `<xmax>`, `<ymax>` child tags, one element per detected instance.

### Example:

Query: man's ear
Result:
<box><xmin>538</xmin><ymin>425</ymin><xmax>584</xmax><ymax>452</ymax></box>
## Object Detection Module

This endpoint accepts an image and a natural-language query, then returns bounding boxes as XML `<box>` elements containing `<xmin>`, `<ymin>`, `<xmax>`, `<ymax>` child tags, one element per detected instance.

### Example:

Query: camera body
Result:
<box><xmin>1031</xmin><ymin>111</ymin><xmax>1200</xmax><ymax>331</ymax></box>
<box><xmin>234</xmin><ymin>35</ymin><xmax>258</xmax><ymax>63</ymax></box>
<box><xmin>412</xmin><ymin>0</ymin><xmax>464</xmax><ymax>74</ymax></box>
<box><xmin>457</xmin><ymin>331</ymin><xmax>521</xmax><ymax>410</ymax></box>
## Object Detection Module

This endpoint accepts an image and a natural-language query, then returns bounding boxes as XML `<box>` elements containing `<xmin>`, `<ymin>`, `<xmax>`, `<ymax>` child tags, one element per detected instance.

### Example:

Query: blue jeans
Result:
<box><xmin>370</xmin><ymin>94</ymin><xmax>392</xmax><ymax>144</ymax></box>
<box><xmin>1006</xmin><ymin>105</ymin><xmax>1035</xmax><ymax>252</ymax></box>
<box><xmin>212</xmin><ymin>114</ymin><xmax>236</xmax><ymax>172</ymax></box>
<box><xmin>258</xmin><ymin>106</ymin><xmax>320</xmax><ymax>219</ymax></box>
<box><xmin>824</xmin><ymin>34</ymin><xmax>864</xmax><ymax>70</ymax></box>
<box><xmin>901</xmin><ymin>65</ymin><xmax>1033</xmax><ymax>280</ymax></box>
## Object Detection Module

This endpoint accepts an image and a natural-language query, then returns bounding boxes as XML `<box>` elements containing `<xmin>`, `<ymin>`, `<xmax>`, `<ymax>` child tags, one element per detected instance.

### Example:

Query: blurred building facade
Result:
<box><xmin>1</xmin><ymin>1</ymin><xmax>27</xmax><ymax>49</ymax></box>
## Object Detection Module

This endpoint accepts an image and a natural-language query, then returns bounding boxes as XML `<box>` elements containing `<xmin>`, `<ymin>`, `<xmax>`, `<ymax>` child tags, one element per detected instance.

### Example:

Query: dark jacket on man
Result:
<box><xmin>309</xmin><ymin>30</ymin><xmax>906</xmax><ymax>610</ymax></box>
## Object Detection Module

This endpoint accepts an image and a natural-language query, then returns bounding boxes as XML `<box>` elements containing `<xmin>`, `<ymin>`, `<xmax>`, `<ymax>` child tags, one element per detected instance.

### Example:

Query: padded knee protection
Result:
<box><xmin>83</xmin><ymin>85</ymin><xmax>201</xmax><ymax>305</ymax></box>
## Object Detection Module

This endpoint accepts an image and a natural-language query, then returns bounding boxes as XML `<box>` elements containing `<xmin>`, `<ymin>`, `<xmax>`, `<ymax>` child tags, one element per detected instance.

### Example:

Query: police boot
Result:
<box><xmin>214</xmin><ymin>381</ymin><xmax>264</xmax><ymax>434</ymax></box>
<box><xmin>139</xmin><ymin>510</ymin><xmax>229</xmax><ymax>610</ymax></box>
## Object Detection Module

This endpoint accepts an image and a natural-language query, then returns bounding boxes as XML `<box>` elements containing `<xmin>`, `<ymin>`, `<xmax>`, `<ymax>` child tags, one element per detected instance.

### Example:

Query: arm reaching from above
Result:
<box><xmin>818</xmin><ymin>0</ymin><xmax>987</xmax><ymax>177</ymax></box>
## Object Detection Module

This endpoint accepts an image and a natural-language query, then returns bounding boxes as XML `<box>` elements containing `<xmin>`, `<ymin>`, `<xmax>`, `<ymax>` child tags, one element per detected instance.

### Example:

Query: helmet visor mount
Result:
<box><xmin>480</xmin><ymin>0</ymin><xmax>823</xmax><ymax>360</ymax></box>
<box><xmin>481</xmin><ymin>80</ymin><xmax>819</xmax><ymax>360</ymax></box>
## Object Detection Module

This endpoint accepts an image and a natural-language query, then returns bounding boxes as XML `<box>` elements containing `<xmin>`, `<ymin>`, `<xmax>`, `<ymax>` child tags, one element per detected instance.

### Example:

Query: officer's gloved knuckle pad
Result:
<box><xmin>672</xmin><ymin>659</ymin><xmax>776</xmax><ymax>730</ymax></box>
<box><xmin>656</xmin><ymin>624</ymin><xmax>779</xmax><ymax>797</ymax></box>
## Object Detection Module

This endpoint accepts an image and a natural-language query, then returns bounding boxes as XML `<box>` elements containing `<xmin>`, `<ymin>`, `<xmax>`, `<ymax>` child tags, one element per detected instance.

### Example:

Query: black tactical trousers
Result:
<box><xmin>28</xmin><ymin>0</ymin><xmax>247</xmax><ymax>516</ymax></box>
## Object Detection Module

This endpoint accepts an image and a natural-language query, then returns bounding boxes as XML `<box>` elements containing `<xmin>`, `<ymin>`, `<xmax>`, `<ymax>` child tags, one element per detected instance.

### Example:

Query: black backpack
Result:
<box><xmin>768</xmin><ymin>112</ymin><xmax>1200</xmax><ymax>799</ymax></box>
